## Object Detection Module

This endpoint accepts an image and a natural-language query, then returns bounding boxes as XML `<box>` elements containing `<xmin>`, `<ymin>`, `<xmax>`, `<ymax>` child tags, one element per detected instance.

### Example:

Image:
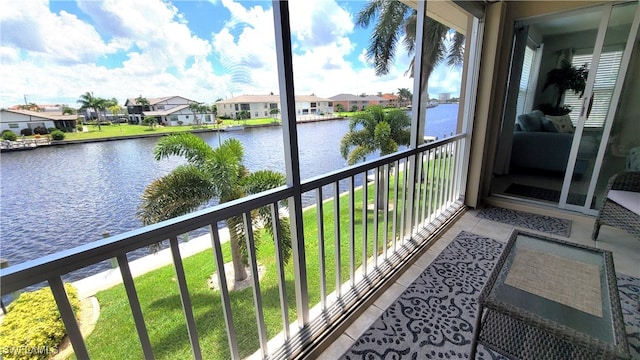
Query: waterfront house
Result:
<box><xmin>0</xmin><ymin>109</ymin><xmax>77</xmax><ymax>134</ymax></box>
<box><xmin>380</xmin><ymin>93</ymin><xmax>401</xmax><ymax>108</ymax></box>
<box><xmin>2</xmin><ymin>1</ymin><xmax>639</xmax><ymax>359</ymax></box>
<box><xmin>329</xmin><ymin>93</ymin><xmax>389</xmax><ymax>112</ymax></box>
<box><xmin>216</xmin><ymin>94</ymin><xmax>334</xmax><ymax>119</ymax></box>
<box><xmin>124</xmin><ymin>96</ymin><xmax>203</xmax><ymax>125</ymax></box>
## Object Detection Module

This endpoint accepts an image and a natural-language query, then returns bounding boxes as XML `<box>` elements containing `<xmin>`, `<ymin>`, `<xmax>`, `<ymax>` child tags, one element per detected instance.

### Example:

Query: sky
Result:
<box><xmin>0</xmin><ymin>0</ymin><xmax>463</xmax><ymax>108</ymax></box>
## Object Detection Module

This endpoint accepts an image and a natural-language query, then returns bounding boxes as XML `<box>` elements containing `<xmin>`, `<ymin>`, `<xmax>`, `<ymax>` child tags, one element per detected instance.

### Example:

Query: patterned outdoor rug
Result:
<box><xmin>341</xmin><ymin>231</ymin><xmax>640</xmax><ymax>359</ymax></box>
<box><xmin>476</xmin><ymin>205</ymin><xmax>572</xmax><ymax>237</ymax></box>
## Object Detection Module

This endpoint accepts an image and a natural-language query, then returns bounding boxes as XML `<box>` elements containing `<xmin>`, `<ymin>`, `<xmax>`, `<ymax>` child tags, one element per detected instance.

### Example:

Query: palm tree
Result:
<box><xmin>340</xmin><ymin>105</ymin><xmax>411</xmax><ymax>208</ymax></box>
<box><xmin>77</xmin><ymin>92</ymin><xmax>107</xmax><ymax>130</ymax></box>
<box><xmin>269</xmin><ymin>108</ymin><xmax>280</xmax><ymax>120</ymax></box>
<box><xmin>135</xmin><ymin>96</ymin><xmax>150</xmax><ymax>111</ymax></box>
<box><xmin>211</xmin><ymin>104</ymin><xmax>218</xmax><ymax>120</ymax></box>
<box><xmin>356</xmin><ymin>0</ymin><xmax>464</xmax><ymax>104</ymax></box>
<box><xmin>137</xmin><ymin>133</ymin><xmax>291</xmax><ymax>282</ymax></box>
<box><xmin>397</xmin><ymin>88</ymin><xmax>412</xmax><ymax>107</ymax></box>
<box><xmin>188</xmin><ymin>102</ymin><xmax>204</xmax><ymax>125</ymax></box>
<box><xmin>62</xmin><ymin>106</ymin><xmax>76</xmax><ymax>115</ymax></box>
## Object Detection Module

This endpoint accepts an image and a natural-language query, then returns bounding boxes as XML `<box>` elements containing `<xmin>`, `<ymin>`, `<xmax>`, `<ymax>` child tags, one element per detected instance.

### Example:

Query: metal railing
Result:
<box><xmin>1</xmin><ymin>134</ymin><xmax>466</xmax><ymax>360</ymax></box>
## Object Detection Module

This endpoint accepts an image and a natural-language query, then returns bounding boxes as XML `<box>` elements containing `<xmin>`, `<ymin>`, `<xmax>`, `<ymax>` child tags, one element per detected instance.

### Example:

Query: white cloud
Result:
<box><xmin>211</xmin><ymin>0</ymin><xmax>415</xmax><ymax>99</ymax></box>
<box><xmin>211</xmin><ymin>0</ymin><xmax>278</xmax><ymax>97</ymax></box>
<box><xmin>0</xmin><ymin>0</ymin><xmax>459</xmax><ymax>107</ymax></box>
<box><xmin>1</xmin><ymin>0</ymin><xmax>111</xmax><ymax>64</ymax></box>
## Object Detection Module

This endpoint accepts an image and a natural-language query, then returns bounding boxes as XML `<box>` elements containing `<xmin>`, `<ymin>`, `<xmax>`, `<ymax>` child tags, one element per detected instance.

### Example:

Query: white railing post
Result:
<box><xmin>169</xmin><ymin>236</ymin><xmax>202</xmax><ymax>360</ymax></box>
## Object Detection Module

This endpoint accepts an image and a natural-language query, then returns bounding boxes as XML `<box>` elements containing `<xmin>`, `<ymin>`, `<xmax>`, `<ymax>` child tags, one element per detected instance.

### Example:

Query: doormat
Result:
<box><xmin>476</xmin><ymin>205</ymin><xmax>571</xmax><ymax>237</ymax></box>
<box><xmin>504</xmin><ymin>183</ymin><xmax>590</xmax><ymax>205</ymax></box>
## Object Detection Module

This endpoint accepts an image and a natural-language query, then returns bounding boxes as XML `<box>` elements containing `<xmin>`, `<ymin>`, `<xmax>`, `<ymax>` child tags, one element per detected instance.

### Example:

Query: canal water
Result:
<box><xmin>0</xmin><ymin>104</ymin><xmax>458</xmax><ymax>280</ymax></box>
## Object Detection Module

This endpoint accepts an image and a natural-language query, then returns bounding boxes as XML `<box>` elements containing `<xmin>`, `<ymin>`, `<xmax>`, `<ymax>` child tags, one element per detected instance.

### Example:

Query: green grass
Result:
<box><xmin>219</xmin><ymin>118</ymin><xmax>280</xmax><ymax>126</ymax></box>
<box><xmin>78</xmin><ymin>156</ymin><xmax>454</xmax><ymax>359</ymax></box>
<box><xmin>56</xmin><ymin>124</ymin><xmax>214</xmax><ymax>141</ymax></box>
<box><xmin>41</xmin><ymin>119</ymin><xmax>280</xmax><ymax>142</ymax></box>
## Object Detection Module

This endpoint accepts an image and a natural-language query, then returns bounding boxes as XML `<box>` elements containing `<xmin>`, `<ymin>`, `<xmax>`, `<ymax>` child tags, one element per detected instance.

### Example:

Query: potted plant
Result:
<box><xmin>538</xmin><ymin>60</ymin><xmax>589</xmax><ymax>115</ymax></box>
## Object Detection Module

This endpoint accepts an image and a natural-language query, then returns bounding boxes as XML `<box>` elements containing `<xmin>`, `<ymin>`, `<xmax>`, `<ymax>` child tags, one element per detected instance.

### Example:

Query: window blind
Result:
<box><xmin>516</xmin><ymin>46</ymin><xmax>535</xmax><ymax>116</ymax></box>
<box><xmin>564</xmin><ymin>50</ymin><xmax>623</xmax><ymax>127</ymax></box>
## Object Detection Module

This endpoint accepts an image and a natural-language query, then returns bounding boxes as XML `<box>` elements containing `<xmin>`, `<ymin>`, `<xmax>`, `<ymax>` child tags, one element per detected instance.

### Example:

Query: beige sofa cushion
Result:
<box><xmin>546</xmin><ymin>114</ymin><xmax>574</xmax><ymax>134</ymax></box>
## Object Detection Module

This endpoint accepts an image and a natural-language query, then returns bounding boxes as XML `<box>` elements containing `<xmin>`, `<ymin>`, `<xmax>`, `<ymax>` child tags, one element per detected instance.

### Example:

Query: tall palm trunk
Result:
<box><xmin>227</xmin><ymin>215</ymin><xmax>248</xmax><ymax>281</ymax></box>
<box><xmin>94</xmin><ymin>107</ymin><xmax>102</xmax><ymax>131</ymax></box>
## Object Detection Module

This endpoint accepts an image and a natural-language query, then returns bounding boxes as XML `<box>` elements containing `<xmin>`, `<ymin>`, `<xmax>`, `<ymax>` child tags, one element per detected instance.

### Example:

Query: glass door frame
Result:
<box><xmin>559</xmin><ymin>2</ymin><xmax>640</xmax><ymax>214</ymax></box>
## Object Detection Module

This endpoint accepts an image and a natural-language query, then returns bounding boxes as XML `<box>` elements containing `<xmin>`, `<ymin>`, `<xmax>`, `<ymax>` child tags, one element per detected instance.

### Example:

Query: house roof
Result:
<box><xmin>125</xmin><ymin>96</ymin><xmax>197</xmax><ymax>106</ymax></box>
<box><xmin>382</xmin><ymin>94</ymin><xmax>399</xmax><ymax>100</ymax></box>
<box><xmin>329</xmin><ymin>94</ymin><xmax>386</xmax><ymax>102</ymax></box>
<box><xmin>216</xmin><ymin>94</ymin><xmax>333</xmax><ymax>104</ymax></box>
<box><xmin>216</xmin><ymin>95</ymin><xmax>332</xmax><ymax>104</ymax></box>
<box><xmin>1</xmin><ymin>109</ymin><xmax>77</xmax><ymax>121</ymax></box>
<box><xmin>328</xmin><ymin>93</ymin><xmax>357</xmax><ymax>101</ymax></box>
<box><xmin>143</xmin><ymin>104</ymin><xmax>190</xmax><ymax>116</ymax></box>
<box><xmin>217</xmin><ymin>95</ymin><xmax>279</xmax><ymax>104</ymax></box>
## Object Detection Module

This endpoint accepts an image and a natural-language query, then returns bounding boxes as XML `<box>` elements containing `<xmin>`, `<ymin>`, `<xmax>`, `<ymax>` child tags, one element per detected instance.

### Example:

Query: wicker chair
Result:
<box><xmin>592</xmin><ymin>171</ymin><xmax>640</xmax><ymax>241</ymax></box>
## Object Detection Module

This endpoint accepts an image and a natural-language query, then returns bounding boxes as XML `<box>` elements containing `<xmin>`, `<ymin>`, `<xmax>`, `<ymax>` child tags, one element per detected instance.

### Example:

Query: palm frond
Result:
<box><xmin>153</xmin><ymin>133</ymin><xmax>214</xmax><ymax>167</ymax></box>
<box><xmin>136</xmin><ymin>165</ymin><xmax>214</xmax><ymax>225</ymax></box>
<box><xmin>447</xmin><ymin>31</ymin><xmax>465</xmax><ymax>67</ymax></box>
<box><xmin>209</xmin><ymin>139</ymin><xmax>246</xmax><ymax>199</ymax></box>
<box><xmin>347</xmin><ymin>145</ymin><xmax>373</xmax><ymax>165</ymax></box>
<box><xmin>403</xmin><ymin>11</ymin><xmax>417</xmax><ymax>54</ymax></box>
<box><xmin>355</xmin><ymin>0</ymin><xmax>385</xmax><ymax>28</ymax></box>
<box><xmin>340</xmin><ymin>129</ymin><xmax>374</xmax><ymax>162</ymax></box>
<box><xmin>358</xmin><ymin>0</ymin><xmax>412</xmax><ymax>75</ymax></box>
<box><xmin>243</xmin><ymin>170</ymin><xmax>286</xmax><ymax>194</ymax></box>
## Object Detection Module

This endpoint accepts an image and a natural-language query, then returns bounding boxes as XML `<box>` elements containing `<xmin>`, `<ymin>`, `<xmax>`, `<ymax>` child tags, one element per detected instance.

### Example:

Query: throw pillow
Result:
<box><xmin>517</xmin><ymin>110</ymin><xmax>545</xmax><ymax>132</ymax></box>
<box><xmin>626</xmin><ymin>147</ymin><xmax>640</xmax><ymax>171</ymax></box>
<box><xmin>546</xmin><ymin>115</ymin><xmax>574</xmax><ymax>133</ymax></box>
<box><xmin>540</xmin><ymin>117</ymin><xmax>558</xmax><ymax>132</ymax></box>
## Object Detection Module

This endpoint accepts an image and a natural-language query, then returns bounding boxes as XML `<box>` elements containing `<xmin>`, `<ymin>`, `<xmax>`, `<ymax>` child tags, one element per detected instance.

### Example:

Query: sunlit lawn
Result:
<box><xmin>78</xmin><ymin>156</ymin><xmax>453</xmax><ymax>359</ymax></box>
<box><xmin>51</xmin><ymin>119</ymin><xmax>280</xmax><ymax>142</ymax></box>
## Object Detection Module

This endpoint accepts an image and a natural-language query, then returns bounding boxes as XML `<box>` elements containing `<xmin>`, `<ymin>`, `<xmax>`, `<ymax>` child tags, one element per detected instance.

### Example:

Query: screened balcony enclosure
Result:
<box><xmin>2</xmin><ymin>1</ymin><xmax>639</xmax><ymax>359</ymax></box>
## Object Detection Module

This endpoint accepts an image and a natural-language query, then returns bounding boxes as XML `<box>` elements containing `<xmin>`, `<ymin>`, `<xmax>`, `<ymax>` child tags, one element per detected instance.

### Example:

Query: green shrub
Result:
<box><xmin>2</xmin><ymin>130</ymin><xmax>17</xmax><ymax>141</ymax></box>
<box><xmin>32</xmin><ymin>126</ymin><xmax>48</xmax><ymax>135</ymax></box>
<box><xmin>50</xmin><ymin>130</ymin><xmax>65</xmax><ymax>140</ymax></box>
<box><xmin>47</xmin><ymin>127</ymin><xmax>57</xmax><ymax>133</ymax></box>
<box><xmin>76</xmin><ymin>125</ymin><xmax>83</xmax><ymax>132</ymax></box>
<box><xmin>0</xmin><ymin>283</ymin><xmax>79</xmax><ymax>360</ymax></box>
<box><xmin>20</xmin><ymin>128</ymin><xmax>33</xmax><ymax>136</ymax></box>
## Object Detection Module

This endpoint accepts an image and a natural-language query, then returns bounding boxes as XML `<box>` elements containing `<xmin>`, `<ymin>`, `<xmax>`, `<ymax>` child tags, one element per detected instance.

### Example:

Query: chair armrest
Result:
<box><xmin>609</xmin><ymin>171</ymin><xmax>640</xmax><ymax>192</ymax></box>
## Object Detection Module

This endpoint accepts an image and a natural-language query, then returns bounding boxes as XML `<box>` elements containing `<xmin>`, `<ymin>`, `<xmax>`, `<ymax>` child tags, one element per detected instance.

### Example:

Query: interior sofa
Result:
<box><xmin>511</xmin><ymin>110</ymin><xmax>595</xmax><ymax>175</ymax></box>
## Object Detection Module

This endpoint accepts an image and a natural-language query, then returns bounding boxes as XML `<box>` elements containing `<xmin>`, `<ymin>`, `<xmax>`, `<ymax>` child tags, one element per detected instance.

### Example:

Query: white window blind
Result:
<box><xmin>565</xmin><ymin>50</ymin><xmax>623</xmax><ymax>127</ymax></box>
<box><xmin>516</xmin><ymin>46</ymin><xmax>535</xmax><ymax>116</ymax></box>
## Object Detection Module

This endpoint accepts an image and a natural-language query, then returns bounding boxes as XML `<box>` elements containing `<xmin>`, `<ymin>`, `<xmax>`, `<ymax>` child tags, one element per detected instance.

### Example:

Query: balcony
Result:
<box><xmin>3</xmin><ymin>1</ymin><xmax>640</xmax><ymax>358</ymax></box>
<box><xmin>1</xmin><ymin>134</ymin><xmax>473</xmax><ymax>359</ymax></box>
<box><xmin>318</xmin><ymin>202</ymin><xmax>640</xmax><ymax>358</ymax></box>
<box><xmin>3</xmin><ymin>127</ymin><xmax>638</xmax><ymax>358</ymax></box>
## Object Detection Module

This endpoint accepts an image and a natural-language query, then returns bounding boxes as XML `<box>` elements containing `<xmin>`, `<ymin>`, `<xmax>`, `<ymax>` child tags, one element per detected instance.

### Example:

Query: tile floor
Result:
<box><xmin>318</xmin><ymin>206</ymin><xmax>640</xmax><ymax>359</ymax></box>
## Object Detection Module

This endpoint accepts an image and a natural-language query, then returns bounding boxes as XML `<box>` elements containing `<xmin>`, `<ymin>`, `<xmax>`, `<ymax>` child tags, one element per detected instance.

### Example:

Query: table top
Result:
<box><xmin>483</xmin><ymin>231</ymin><xmax>625</xmax><ymax>348</ymax></box>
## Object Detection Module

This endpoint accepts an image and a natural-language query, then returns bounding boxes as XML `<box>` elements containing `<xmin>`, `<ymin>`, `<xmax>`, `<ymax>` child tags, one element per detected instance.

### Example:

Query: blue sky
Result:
<box><xmin>0</xmin><ymin>0</ymin><xmax>462</xmax><ymax>108</ymax></box>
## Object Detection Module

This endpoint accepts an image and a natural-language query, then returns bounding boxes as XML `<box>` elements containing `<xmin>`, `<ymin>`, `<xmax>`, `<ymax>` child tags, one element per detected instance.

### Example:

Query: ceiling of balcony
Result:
<box><xmin>403</xmin><ymin>0</ymin><xmax>470</xmax><ymax>33</ymax></box>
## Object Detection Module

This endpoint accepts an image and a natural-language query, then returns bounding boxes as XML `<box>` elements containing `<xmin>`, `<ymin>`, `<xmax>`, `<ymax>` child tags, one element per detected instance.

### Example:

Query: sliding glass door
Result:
<box><xmin>493</xmin><ymin>1</ymin><xmax>639</xmax><ymax>214</ymax></box>
<box><xmin>561</xmin><ymin>2</ymin><xmax>640</xmax><ymax>214</ymax></box>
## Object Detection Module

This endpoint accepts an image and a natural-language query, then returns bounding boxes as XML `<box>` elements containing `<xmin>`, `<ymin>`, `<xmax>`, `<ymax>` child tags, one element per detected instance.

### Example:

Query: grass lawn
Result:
<box><xmin>77</xmin><ymin>156</ymin><xmax>453</xmax><ymax>359</ymax></box>
<box><xmin>38</xmin><ymin>119</ymin><xmax>280</xmax><ymax>142</ymax></box>
<box><xmin>58</xmin><ymin>124</ymin><xmax>216</xmax><ymax>141</ymax></box>
<box><xmin>219</xmin><ymin>118</ymin><xmax>280</xmax><ymax>127</ymax></box>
